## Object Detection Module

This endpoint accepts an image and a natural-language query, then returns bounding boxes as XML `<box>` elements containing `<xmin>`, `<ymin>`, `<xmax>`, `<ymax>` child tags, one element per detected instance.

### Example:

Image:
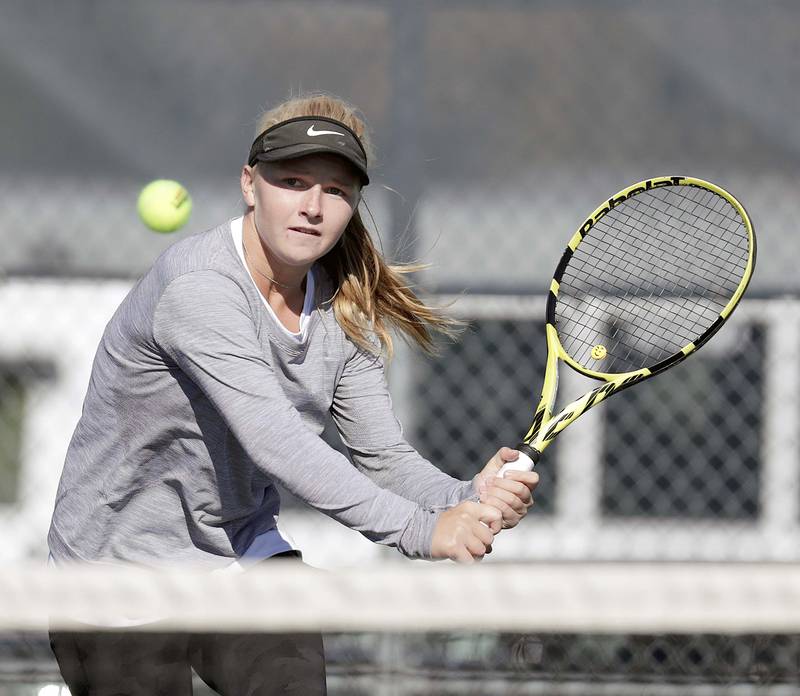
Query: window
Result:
<box><xmin>0</xmin><ymin>360</ymin><xmax>56</xmax><ymax>504</ymax></box>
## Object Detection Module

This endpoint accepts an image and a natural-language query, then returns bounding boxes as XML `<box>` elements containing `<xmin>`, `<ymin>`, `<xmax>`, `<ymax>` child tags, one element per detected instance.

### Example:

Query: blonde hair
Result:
<box><xmin>252</xmin><ymin>93</ymin><xmax>459</xmax><ymax>358</ymax></box>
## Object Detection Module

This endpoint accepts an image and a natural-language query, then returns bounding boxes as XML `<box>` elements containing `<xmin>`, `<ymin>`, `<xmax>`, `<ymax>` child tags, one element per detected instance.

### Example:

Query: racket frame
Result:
<box><xmin>515</xmin><ymin>175</ymin><xmax>756</xmax><ymax>467</ymax></box>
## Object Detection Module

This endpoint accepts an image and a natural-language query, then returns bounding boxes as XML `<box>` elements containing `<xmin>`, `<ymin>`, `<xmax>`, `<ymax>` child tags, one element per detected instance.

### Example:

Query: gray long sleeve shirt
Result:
<box><xmin>48</xmin><ymin>220</ymin><xmax>475</xmax><ymax>569</ymax></box>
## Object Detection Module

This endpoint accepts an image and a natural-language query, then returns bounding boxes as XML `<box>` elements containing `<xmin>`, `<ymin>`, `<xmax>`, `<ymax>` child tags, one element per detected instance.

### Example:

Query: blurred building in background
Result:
<box><xmin>2</xmin><ymin>0</ymin><xmax>798</xmax><ymax>567</ymax></box>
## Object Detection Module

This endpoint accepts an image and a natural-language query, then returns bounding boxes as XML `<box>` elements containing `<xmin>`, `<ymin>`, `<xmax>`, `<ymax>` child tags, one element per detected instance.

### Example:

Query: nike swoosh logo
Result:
<box><xmin>307</xmin><ymin>125</ymin><xmax>346</xmax><ymax>137</ymax></box>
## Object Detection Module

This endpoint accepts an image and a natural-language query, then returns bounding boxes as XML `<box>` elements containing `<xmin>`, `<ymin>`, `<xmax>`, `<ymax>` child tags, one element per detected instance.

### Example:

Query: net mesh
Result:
<box><xmin>2</xmin><ymin>562</ymin><xmax>800</xmax><ymax>695</ymax></box>
<box><xmin>556</xmin><ymin>184</ymin><xmax>751</xmax><ymax>374</ymax></box>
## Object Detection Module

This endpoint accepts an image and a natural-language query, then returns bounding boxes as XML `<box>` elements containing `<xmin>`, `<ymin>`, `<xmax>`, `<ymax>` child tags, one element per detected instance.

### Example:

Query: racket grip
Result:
<box><xmin>496</xmin><ymin>444</ymin><xmax>540</xmax><ymax>476</ymax></box>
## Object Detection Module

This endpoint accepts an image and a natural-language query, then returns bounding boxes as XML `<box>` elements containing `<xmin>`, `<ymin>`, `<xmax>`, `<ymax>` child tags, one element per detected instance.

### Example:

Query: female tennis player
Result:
<box><xmin>47</xmin><ymin>93</ymin><xmax>539</xmax><ymax>695</ymax></box>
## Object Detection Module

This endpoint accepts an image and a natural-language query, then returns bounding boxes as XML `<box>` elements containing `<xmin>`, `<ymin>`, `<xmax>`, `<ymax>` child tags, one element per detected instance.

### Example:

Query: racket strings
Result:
<box><xmin>586</xmin><ymin>189</ymin><xmax>743</xmax><ymax>302</ymax></box>
<box><xmin>556</xmin><ymin>185</ymin><xmax>750</xmax><ymax>373</ymax></box>
<box><xmin>565</xmin><ymin>257</ymin><xmax>718</xmax><ymax>351</ymax></box>
<box><xmin>564</xmin><ymin>247</ymin><xmax>724</xmax><ymax>356</ymax></box>
<box><xmin>576</xmin><ymin>232</ymin><xmax>737</xmax><ymax>306</ymax></box>
<box><xmin>562</xmin><ymin>191</ymin><xmax>745</xmax><ymax>368</ymax></box>
<box><xmin>576</xmin><ymin>195</ymin><xmax>741</xmax><ymax>289</ymax></box>
<box><xmin>619</xmin><ymin>191</ymin><xmax>745</xmax><ymax>295</ymax></box>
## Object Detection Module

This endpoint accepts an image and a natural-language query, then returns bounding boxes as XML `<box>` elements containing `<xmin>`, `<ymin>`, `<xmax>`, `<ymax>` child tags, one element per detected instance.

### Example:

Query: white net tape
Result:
<box><xmin>4</xmin><ymin>562</ymin><xmax>800</xmax><ymax>634</ymax></box>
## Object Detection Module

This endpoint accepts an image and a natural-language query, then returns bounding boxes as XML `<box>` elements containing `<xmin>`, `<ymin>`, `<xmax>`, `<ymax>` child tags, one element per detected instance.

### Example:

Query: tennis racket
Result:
<box><xmin>498</xmin><ymin>175</ymin><xmax>756</xmax><ymax>476</ymax></box>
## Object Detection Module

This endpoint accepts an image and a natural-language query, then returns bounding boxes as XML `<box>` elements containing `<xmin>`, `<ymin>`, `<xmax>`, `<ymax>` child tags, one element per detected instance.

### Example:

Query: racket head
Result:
<box><xmin>547</xmin><ymin>176</ymin><xmax>756</xmax><ymax>381</ymax></box>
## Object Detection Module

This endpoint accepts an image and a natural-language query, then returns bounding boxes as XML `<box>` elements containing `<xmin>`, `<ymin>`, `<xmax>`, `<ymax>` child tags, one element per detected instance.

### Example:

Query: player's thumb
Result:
<box><xmin>479</xmin><ymin>447</ymin><xmax>519</xmax><ymax>481</ymax></box>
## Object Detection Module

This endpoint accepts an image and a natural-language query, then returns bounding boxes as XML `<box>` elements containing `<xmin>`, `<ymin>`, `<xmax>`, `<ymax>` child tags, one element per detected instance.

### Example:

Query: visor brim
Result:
<box><xmin>252</xmin><ymin>144</ymin><xmax>369</xmax><ymax>186</ymax></box>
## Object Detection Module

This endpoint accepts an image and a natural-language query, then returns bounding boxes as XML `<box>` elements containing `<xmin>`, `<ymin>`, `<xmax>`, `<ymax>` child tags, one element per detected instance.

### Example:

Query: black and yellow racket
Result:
<box><xmin>498</xmin><ymin>176</ymin><xmax>756</xmax><ymax>476</ymax></box>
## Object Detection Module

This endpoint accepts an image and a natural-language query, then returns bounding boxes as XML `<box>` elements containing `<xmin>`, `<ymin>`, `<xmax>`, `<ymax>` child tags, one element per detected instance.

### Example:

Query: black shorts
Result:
<box><xmin>49</xmin><ymin>552</ymin><xmax>326</xmax><ymax>696</ymax></box>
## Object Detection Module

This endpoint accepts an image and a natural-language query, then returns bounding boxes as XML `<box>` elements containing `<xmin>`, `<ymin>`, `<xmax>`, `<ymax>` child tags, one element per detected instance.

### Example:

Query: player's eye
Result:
<box><xmin>285</xmin><ymin>177</ymin><xmax>306</xmax><ymax>188</ymax></box>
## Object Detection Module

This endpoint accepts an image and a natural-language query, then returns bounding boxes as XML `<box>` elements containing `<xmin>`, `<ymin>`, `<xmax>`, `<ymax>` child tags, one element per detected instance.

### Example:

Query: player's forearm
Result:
<box><xmin>346</xmin><ymin>444</ymin><xmax>477</xmax><ymax>509</ymax></box>
<box><xmin>331</xmin><ymin>351</ymin><xmax>476</xmax><ymax>508</ymax></box>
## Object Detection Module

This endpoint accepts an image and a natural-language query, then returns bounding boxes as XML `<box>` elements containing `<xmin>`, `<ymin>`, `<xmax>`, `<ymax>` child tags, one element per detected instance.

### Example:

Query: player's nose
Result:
<box><xmin>301</xmin><ymin>185</ymin><xmax>322</xmax><ymax>219</ymax></box>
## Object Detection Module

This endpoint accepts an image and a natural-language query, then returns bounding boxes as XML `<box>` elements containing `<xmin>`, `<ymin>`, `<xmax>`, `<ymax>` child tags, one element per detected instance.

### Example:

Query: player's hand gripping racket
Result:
<box><xmin>498</xmin><ymin>176</ymin><xmax>756</xmax><ymax>476</ymax></box>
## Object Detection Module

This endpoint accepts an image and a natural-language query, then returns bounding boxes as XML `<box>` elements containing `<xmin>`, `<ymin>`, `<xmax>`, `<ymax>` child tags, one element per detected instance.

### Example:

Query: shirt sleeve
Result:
<box><xmin>152</xmin><ymin>270</ymin><xmax>439</xmax><ymax>558</ymax></box>
<box><xmin>330</xmin><ymin>341</ymin><xmax>478</xmax><ymax>510</ymax></box>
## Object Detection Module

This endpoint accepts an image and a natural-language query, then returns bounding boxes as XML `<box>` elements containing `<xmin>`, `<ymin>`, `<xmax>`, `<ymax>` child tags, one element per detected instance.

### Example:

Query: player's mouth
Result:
<box><xmin>290</xmin><ymin>226</ymin><xmax>321</xmax><ymax>237</ymax></box>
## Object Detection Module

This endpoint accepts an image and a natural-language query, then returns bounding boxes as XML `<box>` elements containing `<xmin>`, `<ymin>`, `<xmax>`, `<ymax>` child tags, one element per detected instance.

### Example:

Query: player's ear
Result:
<box><xmin>241</xmin><ymin>165</ymin><xmax>256</xmax><ymax>208</ymax></box>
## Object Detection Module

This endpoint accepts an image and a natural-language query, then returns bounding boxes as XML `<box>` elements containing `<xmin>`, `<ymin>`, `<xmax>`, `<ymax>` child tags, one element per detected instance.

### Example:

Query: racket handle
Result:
<box><xmin>496</xmin><ymin>444</ymin><xmax>540</xmax><ymax>476</ymax></box>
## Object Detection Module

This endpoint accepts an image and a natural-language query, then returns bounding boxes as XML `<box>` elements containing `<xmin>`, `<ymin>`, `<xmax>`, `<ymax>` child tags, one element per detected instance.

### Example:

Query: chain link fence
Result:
<box><xmin>1</xmin><ymin>0</ymin><xmax>799</xmax><ymax>692</ymax></box>
<box><xmin>6</xmin><ymin>631</ymin><xmax>798</xmax><ymax>695</ymax></box>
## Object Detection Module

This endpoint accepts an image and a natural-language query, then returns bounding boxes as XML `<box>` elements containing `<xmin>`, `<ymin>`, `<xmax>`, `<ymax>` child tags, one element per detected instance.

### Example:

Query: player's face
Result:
<box><xmin>243</xmin><ymin>154</ymin><xmax>360</xmax><ymax>273</ymax></box>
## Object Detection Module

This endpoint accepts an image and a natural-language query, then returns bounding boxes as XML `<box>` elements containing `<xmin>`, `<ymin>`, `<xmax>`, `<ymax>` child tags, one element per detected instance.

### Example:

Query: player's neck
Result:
<box><xmin>242</xmin><ymin>218</ymin><xmax>307</xmax><ymax>311</ymax></box>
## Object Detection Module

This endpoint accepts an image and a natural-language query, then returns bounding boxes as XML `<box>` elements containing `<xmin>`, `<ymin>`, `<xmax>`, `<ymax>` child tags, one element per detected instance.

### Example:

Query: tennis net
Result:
<box><xmin>2</xmin><ymin>561</ymin><xmax>799</xmax><ymax>694</ymax></box>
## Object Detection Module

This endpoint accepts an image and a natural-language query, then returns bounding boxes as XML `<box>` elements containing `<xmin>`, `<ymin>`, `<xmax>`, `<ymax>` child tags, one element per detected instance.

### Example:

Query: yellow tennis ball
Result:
<box><xmin>137</xmin><ymin>179</ymin><xmax>192</xmax><ymax>233</ymax></box>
